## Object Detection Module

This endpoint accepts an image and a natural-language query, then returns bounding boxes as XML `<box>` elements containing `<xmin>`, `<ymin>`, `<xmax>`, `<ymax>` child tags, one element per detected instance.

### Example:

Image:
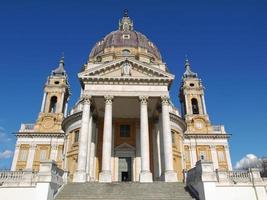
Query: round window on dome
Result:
<box><xmin>122</xmin><ymin>49</ymin><xmax>130</xmax><ymax>56</ymax></box>
<box><xmin>96</xmin><ymin>56</ymin><xmax>102</xmax><ymax>63</ymax></box>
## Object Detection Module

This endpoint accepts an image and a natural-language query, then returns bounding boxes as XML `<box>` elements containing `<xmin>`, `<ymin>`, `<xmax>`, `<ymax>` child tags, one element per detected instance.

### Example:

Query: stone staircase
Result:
<box><xmin>55</xmin><ymin>182</ymin><xmax>195</xmax><ymax>200</ymax></box>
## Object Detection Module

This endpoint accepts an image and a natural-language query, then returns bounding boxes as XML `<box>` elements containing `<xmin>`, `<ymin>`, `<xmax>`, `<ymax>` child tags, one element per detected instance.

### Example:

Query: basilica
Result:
<box><xmin>11</xmin><ymin>12</ymin><xmax>232</xmax><ymax>185</ymax></box>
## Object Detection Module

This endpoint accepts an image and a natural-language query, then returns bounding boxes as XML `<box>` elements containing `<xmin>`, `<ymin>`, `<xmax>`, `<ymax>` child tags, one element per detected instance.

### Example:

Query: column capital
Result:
<box><xmin>51</xmin><ymin>144</ymin><xmax>58</xmax><ymax>150</ymax></box>
<box><xmin>30</xmin><ymin>144</ymin><xmax>37</xmax><ymax>149</ymax></box>
<box><xmin>104</xmin><ymin>95</ymin><xmax>114</xmax><ymax>104</ymax></box>
<box><xmin>161</xmin><ymin>96</ymin><xmax>170</xmax><ymax>105</ymax></box>
<box><xmin>82</xmin><ymin>95</ymin><xmax>91</xmax><ymax>105</ymax></box>
<box><xmin>139</xmin><ymin>96</ymin><xmax>149</xmax><ymax>104</ymax></box>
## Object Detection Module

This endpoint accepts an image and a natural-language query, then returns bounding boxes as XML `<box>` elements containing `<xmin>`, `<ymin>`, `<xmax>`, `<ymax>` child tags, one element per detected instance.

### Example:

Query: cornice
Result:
<box><xmin>62</xmin><ymin>111</ymin><xmax>82</xmax><ymax>131</ymax></box>
<box><xmin>184</xmin><ymin>133</ymin><xmax>231</xmax><ymax>139</ymax></box>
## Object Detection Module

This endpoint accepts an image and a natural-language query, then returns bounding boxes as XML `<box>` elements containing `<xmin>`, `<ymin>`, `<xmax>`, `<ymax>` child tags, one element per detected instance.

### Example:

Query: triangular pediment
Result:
<box><xmin>78</xmin><ymin>58</ymin><xmax>174</xmax><ymax>81</ymax></box>
<box><xmin>115</xmin><ymin>143</ymin><xmax>136</xmax><ymax>151</ymax></box>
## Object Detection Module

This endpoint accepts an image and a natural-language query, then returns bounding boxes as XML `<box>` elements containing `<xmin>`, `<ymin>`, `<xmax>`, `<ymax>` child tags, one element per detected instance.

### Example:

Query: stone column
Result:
<box><xmin>50</xmin><ymin>144</ymin><xmax>58</xmax><ymax>161</ymax></box>
<box><xmin>99</xmin><ymin>95</ymin><xmax>113</xmax><ymax>182</ymax></box>
<box><xmin>210</xmin><ymin>145</ymin><xmax>219</xmax><ymax>169</ymax></box>
<box><xmin>161</xmin><ymin>96</ymin><xmax>177</xmax><ymax>182</ymax></box>
<box><xmin>73</xmin><ymin>95</ymin><xmax>91</xmax><ymax>182</ymax></box>
<box><xmin>201</xmin><ymin>95</ymin><xmax>207</xmax><ymax>115</ymax></box>
<box><xmin>86</xmin><ymin>113</ymin><xmax>93</xmax><ymax>180</ymax></box>
<box><xmin>224</xmin><ymin>145</ymin><xmax>233</xmax><ymax>170</ymax></box>
<box><xmin>89</xmin><ymin>120</ymin><xmax>97</xmax><ymax>181</ymax></box>
<box><xmin>26</xmin><ymin>144</ymin><xmax>36</xmax><ymax>170</ymax></box>
<box><xmin>64</xmin><ymin>102</ymin><xmax>68</xmax><ymax>117</ymax></box>
<box><xmin>139</xmin><ymin>96</ymin><xmax>153</xmax><ymax>182</ymax></box>
<box><xmin>11</xmin><ymin>144</ymin><xmax>20</xmax><ymax>171</ymax></box>
<box><xmin>190</xmin><ymin>144</ymin><xmax>197</xmax><ymax>168</ymax></box>
<box><xmin>40</xmin><ymin>92</ymin><xmax>47</xmax><ymax>112</ymax></box>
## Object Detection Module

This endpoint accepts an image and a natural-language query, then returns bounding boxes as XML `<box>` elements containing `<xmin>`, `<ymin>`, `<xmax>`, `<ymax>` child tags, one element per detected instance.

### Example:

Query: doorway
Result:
<box><xmin>118</xmin><ymin>157</ymin><xmax>132</xmax><ymax>182</ymax></box>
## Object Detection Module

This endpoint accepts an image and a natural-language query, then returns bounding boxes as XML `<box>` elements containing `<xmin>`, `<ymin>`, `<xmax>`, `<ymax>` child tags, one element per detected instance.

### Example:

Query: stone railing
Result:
<box><xmin>211</xmin><ymin>125</ymin><xmax>225</xmax><ymax>133</ymax></box>
<box><xmin>216</xmin><ymin>170</ymin><xmax>251</xmax><ymax>183</ymax></box>
<box><xmin>0</xmin><ymin>170</ymin><xmax>38</xmax><ymax>186</ymax></box>
<box><xmin>19</xmin><ymin>123</ymin><xmax>35</xmax><ymax>132</ymax></box>
<box><xmin>0</xmin><ymin>160</ymin><xmax>64</xmax><ymax>188</ymax></box>
<box><xmin>186</xmin><ymin>160</ymin><xmax>267</xmax><ymax>200</ymax></box>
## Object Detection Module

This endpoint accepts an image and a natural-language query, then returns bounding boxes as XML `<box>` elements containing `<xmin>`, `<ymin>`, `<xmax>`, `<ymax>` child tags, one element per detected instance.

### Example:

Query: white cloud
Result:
<box><xmin>0</xmin><ymin>150</ymin><xmax>13</xmax><ymax>159</ymax></box>
<box><xmin>235</xmin><ymin>154</ymin><xmax>263</xmax><ymax>170</ymax></box>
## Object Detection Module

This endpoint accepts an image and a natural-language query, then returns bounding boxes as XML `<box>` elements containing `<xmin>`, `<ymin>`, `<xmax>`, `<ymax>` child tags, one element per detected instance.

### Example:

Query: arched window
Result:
<box><xmin>191</xmin><ymin>98</ymin><xmax>199</xmax><ymax>114</ymax></box>
<box><xmin>122</xmin><ymin>49</ymin><xmax>130</xmax><ymax>56</ymax></box>
<box><xmin>49</xmin><ymin>96</ymin><xmax>57</xmax><ymax>113</ymax></box>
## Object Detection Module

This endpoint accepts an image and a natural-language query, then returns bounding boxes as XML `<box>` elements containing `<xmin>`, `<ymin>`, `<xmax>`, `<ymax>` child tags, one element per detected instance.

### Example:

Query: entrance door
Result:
<box><xmin>118</xmin><ymin>157</ymin><xmax>132</xmax><ymax>182</ymax></box>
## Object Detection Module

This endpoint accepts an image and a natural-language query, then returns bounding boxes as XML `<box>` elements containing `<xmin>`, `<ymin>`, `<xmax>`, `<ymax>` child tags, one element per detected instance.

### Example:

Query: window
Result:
<box><xmin>199</xmin><ymin>151</ymin><xmax>206</xmax><ymax>160</ymax></box>
<box><xmin>191</xmin><ymin>98</ymin><xmax>199</xmax><ymax>114</ymax></box>
<box><xmin>74</xmin><ymin>130</ymin><xmax>79</xmax><ymax>143</ymax></box>
<box><xmin>122</xmin><ymin>34</ymin><xmax>130</xmax><ymax>39</ymax></box>
<box><xmin>120</xmin><ymin>125</ymin><xmax>131</xmax><ymax>137</ymax></box>
<box><xmin>19</xmin><ymin>149</ymin><xmax>28</xmax><ymax>161</ymax></box>
<box><xmin>171</xmin><ymin>131</ymin><xmax>175</xmax><ymax>144</ymax></box>
<box><xmin>122</xmin><ymin>49</ymin><xmax>130</xmax><ymax>56</ymax></box>
<box><xmin>190</xmin><ymin>83</ymin><xmax>195</xmax><ymax>87</ymax></box>
<box><xmin>40</xmin><ymin>150</ymin><xmax>47</xmax><ymax>161</ymax></box>
<box><xmin>49</xmin><ymin>96</ymin><xmax>57</xmax><ymax>113</ymax></box>
<box><xmin>218</xmin><ymin>151</ymin><xmax>225</xmax><ymax>162</ymax></box>
<box><xmin>96</xmin><ymin>56</ymin><xmax>102</xmax><ymax>63</ymax></box>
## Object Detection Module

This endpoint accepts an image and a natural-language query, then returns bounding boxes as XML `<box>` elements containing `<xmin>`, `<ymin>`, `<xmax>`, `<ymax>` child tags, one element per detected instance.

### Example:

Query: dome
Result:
<box><xmin>89</xmin><ymin>11</ymin><xmax>162</xmax><ymax>61</ymax></box>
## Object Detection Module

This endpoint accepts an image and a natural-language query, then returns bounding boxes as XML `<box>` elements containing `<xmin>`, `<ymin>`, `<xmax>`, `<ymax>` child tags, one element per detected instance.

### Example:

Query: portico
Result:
<box><xmin>73</xmin><ymin>92</ymin><xmax>177</xmax><ymax>183</ymax></box>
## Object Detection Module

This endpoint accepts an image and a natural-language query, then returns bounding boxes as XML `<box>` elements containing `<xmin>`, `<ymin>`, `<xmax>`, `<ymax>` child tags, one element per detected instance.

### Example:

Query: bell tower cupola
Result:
<box><xmin>34</xmin><ymin>57</ymin><xmax>70</xmax><ymax>133</ymax></box>
<box><xmin>179</xmin><ymin>58</ymin><xmax>208</xmax><ymax>122</ymax></box>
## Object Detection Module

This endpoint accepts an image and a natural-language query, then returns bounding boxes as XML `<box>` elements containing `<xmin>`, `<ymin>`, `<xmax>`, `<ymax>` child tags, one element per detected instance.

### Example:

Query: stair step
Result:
<box><xmin>55</xmin><ymin>182</ymin><xmax>194</xmax><ymax>200</ymax></box>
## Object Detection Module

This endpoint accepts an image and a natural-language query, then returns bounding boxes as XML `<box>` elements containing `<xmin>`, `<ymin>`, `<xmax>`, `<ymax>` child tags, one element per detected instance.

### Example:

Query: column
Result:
<box><xmin>161</xmin><ymin>96</ymin><xmax>177</xmax><ymax>182</ymax></box>
<box><xmin>64</xmin><ymin>102</ymin><xmax>68</xmax><ymax>117</ymax></box>
<box><xmin>40</xmin><ymin>92</ymin><xmax>47</xmax><ymax>112</ymax></box>
<box><xmin>210</xmin><ymin>145</ymin><xmax>219</xmax><ymax>169</ymax></box>
<box><xmin>89</xmin><ymin>120</ymin><xmax>97</xmax><ymax>181</ymax></box>
<box><xmin>73</xmin><ymin>95</ymin><xmax>91</xmax><ymax>182</ymax></box>
<box><xmin>26</xmin><ymin>144</ymin><xmax>36</xmax><ymax>170</ymax></box>
<box><xmin>135</xmin><ymin>123</ymin><xmax>141</xmax><ymax>181</ymax></box>
<box><xmin>99</xmin><ymin>95</ymin><xmax>113</xmax><ymax>182</ymax></box>
<box><xmin>190</xmin><ymin>144</ymin><xmax>197</xmax><ymax>168</ymax></box>
<box><xmin>201</xmin><ymin>95</ymin><xmax>207</xmax><ymax>115</ymax></box>
<box><xmin>11</xmin><ymin>144</ymin><xmax>20</xmax><ymax>171</ymax></box>
<box><xmin>152</xmin><ymin>120</ymin><xmax>161</xmax><ymax>180</ymax></box>
<box><xmin>139</xmin><ymin>96</ymin><xmax>153</xmax><ymax>182</ymax></box>
<box><xmin>50</xmin><ymin>144</ymin><xmax>58</xmax><ymax>161</ymax></box>
<box><xmin>86</xmin><ymin>113</ymin><xmax>93</xmax><ymax>180</ymax></box>
<box><xmin>224</xmin><ymin>145</ymin><xmax>233</xmax><ymax>170</ymax></box>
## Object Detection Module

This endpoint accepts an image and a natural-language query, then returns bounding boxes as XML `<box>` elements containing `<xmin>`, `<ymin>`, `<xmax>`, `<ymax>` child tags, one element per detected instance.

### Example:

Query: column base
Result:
<box><xmin>73</xmin><ymin>170</ymin><xmax>87</xmax><ymax>182</ymax></box>
<box><xmin>164</xmin><ymin>170</ymin><xmax>177</xmax><ymax>182</ymax></box>
<box><xmin>139</xmin><ymin>171</ymin><xmax>153</xmax><ymax>182</ymax></box>
<box><xmin>99</xmin><ymin>170</ymin><xmax>112</xmax><ymax>183</ymax></box>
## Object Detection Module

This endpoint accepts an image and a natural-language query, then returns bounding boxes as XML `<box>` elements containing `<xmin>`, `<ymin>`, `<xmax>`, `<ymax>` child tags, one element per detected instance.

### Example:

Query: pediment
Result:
<box><xmin>79</xmin><ymin>58</ymin><xmax>174</xmax><ymax>81</ymax></box>
<box><xmin>115</xmin><ymin>143</ymin><xmax>136</xmax><ymax>151</ymax></box>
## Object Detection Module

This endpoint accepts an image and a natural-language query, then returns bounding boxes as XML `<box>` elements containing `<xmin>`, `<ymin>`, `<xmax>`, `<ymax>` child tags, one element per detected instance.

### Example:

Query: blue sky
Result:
<box><xmin>0</xmin><ymin>0</ymin><xmax>266</xmax><ymax>169</ymax></box>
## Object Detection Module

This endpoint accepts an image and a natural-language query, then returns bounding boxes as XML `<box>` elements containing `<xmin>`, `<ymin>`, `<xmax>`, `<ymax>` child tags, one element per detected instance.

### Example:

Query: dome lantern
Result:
<box><xmin>119</xmin><ymin>9</ymin><xmax>133</xmax><ymax>31</ymax></box>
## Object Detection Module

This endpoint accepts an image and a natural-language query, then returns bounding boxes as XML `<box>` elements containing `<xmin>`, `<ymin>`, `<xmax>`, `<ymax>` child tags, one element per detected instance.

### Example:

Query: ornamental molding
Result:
<box><xmin>184</xmin><ymin>133</ymin><xmax>231</xmax><ymax>139</ymax></box>
<box><xmin>161</xmin><ymin>95</ymin><xmax>170</xmax><ymax>105</ymax></box>
<box><xmin>78</xmin><ymin>57</ymin><xmax>174</xmax><ymax>84</ymax></box>
<box><xmin>139</xmin><ymin>96</ymin><xmax>148</xmax><ymax>104</ymax></box>
<box><xmin>16</xmin><ymin>132</ymin><xmax>65</xmax><ymax>138</ymax></box>
<box><xmin>104</xmin><ymin>95</ymin><xmax>114</xmax><ymax>104</ymax></box>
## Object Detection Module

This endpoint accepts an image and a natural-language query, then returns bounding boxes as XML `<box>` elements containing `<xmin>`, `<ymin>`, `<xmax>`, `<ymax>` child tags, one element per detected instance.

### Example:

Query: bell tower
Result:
<box><xmin>34</xmin><ymin>57</ymin><xmax>70</xmax><ymax>133</ymax></box>
<box><xmin>179</xmin><ymin>58</ymin><xmax>211</xmax><ymax>133</ymax></box>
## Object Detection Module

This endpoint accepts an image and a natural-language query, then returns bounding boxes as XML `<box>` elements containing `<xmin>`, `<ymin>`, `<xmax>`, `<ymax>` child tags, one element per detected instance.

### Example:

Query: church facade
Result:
<box><xmin>11</xmin><ymin>13</ymin><xmax>232</xmax><ymax>184</ymax></box>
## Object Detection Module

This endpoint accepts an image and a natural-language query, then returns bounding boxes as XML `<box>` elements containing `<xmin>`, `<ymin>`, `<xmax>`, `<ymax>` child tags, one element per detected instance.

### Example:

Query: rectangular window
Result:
<box><xmin>19</xmin><ymin>149</ymin><xmax>28</xmax><ymax>161</ymax></box>
<box><xmin>120</xmin><ymin>125</ymin><xmax>131</xmax><ymax>137</ymax></box>
<box><xmin>199</xmin><ymin>151</ymin><xmax>206</xmax><ymax>160</ymax></box>
<box><xmin>74</xmin><ymin>130</ymin><xmax>79</xmax><ymax>143</ymax></box>
<box><xmin>218</xmin><ymin>151</ymin><xmax>225</xmax><ymax>162</ymax></box>
<box><xmin>40</xmin><ymin>150</ymin><xmax>47</xmax><ymax>161</ymax></box>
